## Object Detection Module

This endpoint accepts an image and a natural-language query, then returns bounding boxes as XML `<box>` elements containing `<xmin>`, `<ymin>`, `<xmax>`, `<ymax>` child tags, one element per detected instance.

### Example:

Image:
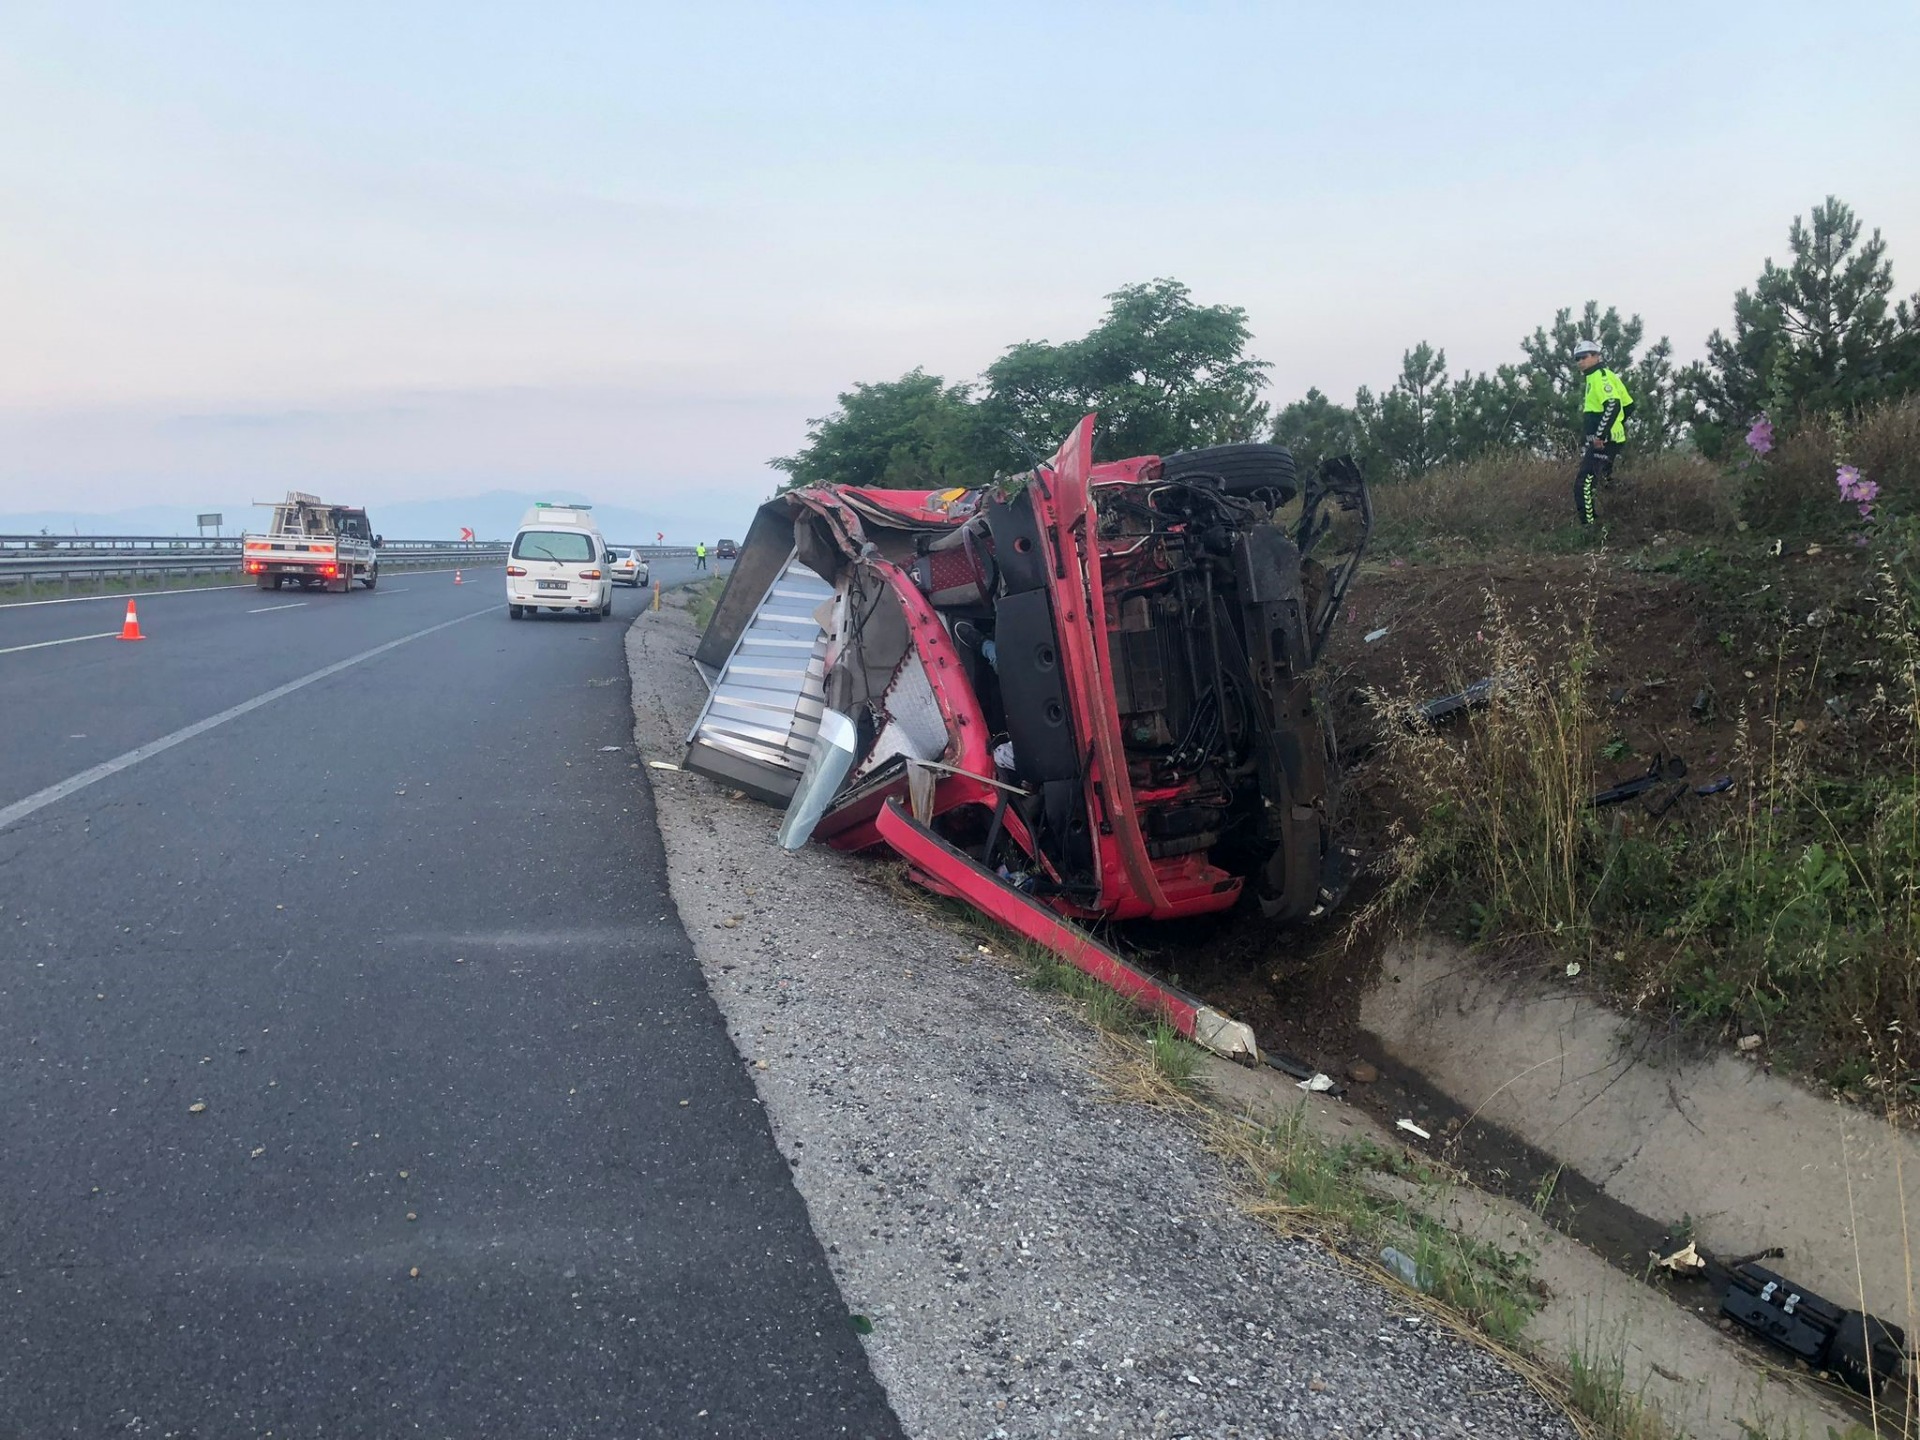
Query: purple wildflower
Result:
<box><xmin>1836</xmin><ymin>464</ymin><xmax>1879</xmax><ymax>520</ymax></box>
<box><xmin>1745</xmin><ymin>416</ymin><xmax>1775</xmax><ymax>456</ymax></box>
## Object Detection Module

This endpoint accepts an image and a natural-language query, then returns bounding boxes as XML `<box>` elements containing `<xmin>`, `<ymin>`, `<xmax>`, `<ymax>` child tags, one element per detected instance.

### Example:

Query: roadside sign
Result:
<box><xmin>197</xmin><ymin>513</ymin><xmax>223</xmax><ymax>527</ymax></box>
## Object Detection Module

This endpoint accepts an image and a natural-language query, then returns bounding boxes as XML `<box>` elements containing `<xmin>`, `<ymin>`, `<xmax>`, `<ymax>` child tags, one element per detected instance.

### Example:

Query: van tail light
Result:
<box><xmin>506</xmin><ymin>565</ymin><xmax>527</xmax><ymax>577</ymax></box>
<box><xmin>579</xmin><ymin>569</ymin><xmax>602</xmax><ymax>580</ymax></box>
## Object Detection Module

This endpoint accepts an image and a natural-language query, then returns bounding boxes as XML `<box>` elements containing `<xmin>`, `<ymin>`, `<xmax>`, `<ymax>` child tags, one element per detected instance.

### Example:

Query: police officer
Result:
<box><xmin>694</xmin><ymin>540</ymin><xmax>708</xmax><ymax>571</ymax></box>
<box><xmin>1572</xmin><ymin>338</ymin><xmax>1634</xmax><ymax>527</ymax></box>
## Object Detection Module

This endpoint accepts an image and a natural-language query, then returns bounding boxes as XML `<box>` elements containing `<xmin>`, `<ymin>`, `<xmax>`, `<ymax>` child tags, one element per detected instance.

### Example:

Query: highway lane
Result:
<box><xmin>0</xmin><ymin>556</ymin><xmax>896</xmax><ymax>1436</ymax></box>
<box><xmin>0</xmin><ymin>561</ymin><xmax>714</xmax><ymax>808</ymax></box>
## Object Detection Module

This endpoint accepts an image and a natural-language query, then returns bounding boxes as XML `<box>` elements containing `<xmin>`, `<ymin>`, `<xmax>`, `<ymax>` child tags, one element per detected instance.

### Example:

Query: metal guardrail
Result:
<box><xmin>0</xmin><ymin>539</ymin><xmax>716</xmax><ymax>599</ymax></box>
<box><xmin>0</xmin><ymin>546</ymin><xmax>509</xmax><ymax>598</ymax></box>
<box><xmin>1</xmin><ymin>535</ymin><xmax>706</xmax><ymax>557</ymax></box>
<box><xmin>0</xmin><ymin>534</ymin><xmax>511</xmax><ymax>556</ymax></box>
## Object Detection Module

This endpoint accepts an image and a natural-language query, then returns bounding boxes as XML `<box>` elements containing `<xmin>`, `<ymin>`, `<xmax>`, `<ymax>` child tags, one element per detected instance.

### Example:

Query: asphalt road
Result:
<box><xmin>0</xmin><ymin>560</ymin><xmax>904</xmax><ymax>1437</ymax></box>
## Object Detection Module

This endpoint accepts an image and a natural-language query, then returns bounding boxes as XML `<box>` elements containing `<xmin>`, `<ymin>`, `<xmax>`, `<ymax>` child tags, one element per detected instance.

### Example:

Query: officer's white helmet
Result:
<box><xmin>1572</xmin><ymin>338</ymin><xmax>1602</xmax><ymax>360</ymax></box>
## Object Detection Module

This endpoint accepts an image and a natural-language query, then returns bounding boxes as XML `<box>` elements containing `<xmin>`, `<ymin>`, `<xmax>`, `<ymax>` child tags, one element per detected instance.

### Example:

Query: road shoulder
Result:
<box><xmin>626</xmin><ymin>595</ymin><xmax>1574</xmax><ymax>1439</ymax></box>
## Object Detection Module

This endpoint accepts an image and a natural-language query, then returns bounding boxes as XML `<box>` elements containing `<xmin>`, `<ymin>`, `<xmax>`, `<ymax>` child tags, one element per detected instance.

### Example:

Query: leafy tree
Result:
<box><xmin>1686</xmin><ymin>197</ymin><xmax>1920</xmax><ymax>454</ymax></box>
<box><xmin>1271</xmin><ymin>387</ymin><xmax>1364</xmax><ymax>479</ymax></box>
<box><xmin>1516</xmin><ymin>301</ymin><xmax>1681</xmax><ymax>455</ymax></box>
<box><xmin>769</xmin><ymin>369</ymin><xmax>1003</xmax><ymax>491</ymax></box>
<box><xmin>983</xmin><ymin>279</ymin><xmax>1271</xmax><ymax>461</ymax></box>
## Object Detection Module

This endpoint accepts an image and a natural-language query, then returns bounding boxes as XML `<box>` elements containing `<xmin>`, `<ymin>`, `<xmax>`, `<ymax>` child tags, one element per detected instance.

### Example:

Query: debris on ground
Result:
<box><xmin>1720</xmin><ymin>1262</ymin><xmax>1907</xmax><ymax>1397</ymax></box>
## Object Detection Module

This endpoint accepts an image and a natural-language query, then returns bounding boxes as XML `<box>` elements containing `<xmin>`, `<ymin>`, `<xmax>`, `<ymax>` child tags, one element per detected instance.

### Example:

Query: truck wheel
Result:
<box><xmin>1161</xmin><ymin>442</ymin><xmax>1299</xmax><ymax>501</ymax></box>
<box><xmin>508</xmin><ymin>604</ymin><xmax>523</xmax><ymax>620</ymax></box>
<box><xmin>362</xmin><ymin>567</ymin><xmax>378</xmax><ymax>591</ymax></box>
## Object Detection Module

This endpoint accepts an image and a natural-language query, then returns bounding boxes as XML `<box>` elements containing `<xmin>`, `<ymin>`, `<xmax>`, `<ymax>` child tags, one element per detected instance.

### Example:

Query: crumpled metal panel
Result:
<box><xmin>683</xmin><ymin>549</ymin><xmax>835</xmax><ymax>804</ymax></box>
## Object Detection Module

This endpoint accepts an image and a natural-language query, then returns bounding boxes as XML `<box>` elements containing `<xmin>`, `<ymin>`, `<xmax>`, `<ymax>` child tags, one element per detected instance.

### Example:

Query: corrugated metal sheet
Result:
<box><xmin>683</xmin><ymin>550</ymin><xmax>834</xmax><ymax>803</ymax></box>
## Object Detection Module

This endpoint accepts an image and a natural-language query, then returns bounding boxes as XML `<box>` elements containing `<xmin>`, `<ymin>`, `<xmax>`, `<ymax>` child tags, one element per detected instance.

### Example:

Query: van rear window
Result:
<box><xmin>513</xmin><ymin>530</ymin><xmax>595</xmax><ymax>562</ymax></box>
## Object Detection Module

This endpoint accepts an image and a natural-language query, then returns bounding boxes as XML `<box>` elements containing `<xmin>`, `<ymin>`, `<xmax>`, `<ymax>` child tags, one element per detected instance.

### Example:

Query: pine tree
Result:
<box><xmin>1686</xmin><ymin>197</ymin><xmax>1920</xmax><ymax>454</ymax></box>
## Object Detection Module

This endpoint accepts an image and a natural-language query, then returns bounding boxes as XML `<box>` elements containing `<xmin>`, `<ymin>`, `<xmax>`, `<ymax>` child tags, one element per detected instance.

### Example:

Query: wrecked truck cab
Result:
<box><xmin>686</xmin><ymin>416</ymin><xmax>1370</xmax><ymax>930</ymax></box>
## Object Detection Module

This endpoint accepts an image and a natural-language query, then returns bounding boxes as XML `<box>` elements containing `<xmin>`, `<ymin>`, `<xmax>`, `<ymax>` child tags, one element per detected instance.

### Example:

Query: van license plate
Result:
<box><xmin>537</xmin><ymin>580</ymin><xmax>568</xmax><ymax>591</ymax></box>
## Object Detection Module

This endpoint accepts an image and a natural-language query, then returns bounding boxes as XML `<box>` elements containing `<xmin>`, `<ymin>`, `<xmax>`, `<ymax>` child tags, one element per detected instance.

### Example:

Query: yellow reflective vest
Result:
<box><xmin>1582</xmin><ymin>367</ymin><xmax>1634</xmax><ymax>444</ymax></box>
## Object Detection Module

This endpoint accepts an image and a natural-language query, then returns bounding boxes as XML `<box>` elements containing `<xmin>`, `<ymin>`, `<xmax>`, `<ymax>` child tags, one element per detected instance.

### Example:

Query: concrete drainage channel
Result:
<box><xmin>1133</xmin><ymin>928</ymin><xmax>1913</xmax><ymax>1438</ymax></box>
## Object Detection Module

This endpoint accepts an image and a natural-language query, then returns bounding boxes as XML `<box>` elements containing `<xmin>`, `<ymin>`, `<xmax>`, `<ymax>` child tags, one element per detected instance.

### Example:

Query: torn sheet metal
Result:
<box><xmin>684</xmin><ymin>549</ymin><xmax>835</xmax><ymax>804</ymax></box>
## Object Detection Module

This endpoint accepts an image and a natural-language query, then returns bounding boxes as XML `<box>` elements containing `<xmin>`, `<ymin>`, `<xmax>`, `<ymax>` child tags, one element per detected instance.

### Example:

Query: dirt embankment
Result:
<box><xmin>1153</xmin><ymin>541</ymin><xmax>1911</xmax><ymax>1095</ymax></box>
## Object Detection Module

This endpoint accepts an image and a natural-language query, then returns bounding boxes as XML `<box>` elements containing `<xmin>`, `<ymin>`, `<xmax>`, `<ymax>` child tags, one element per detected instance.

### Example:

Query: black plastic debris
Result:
<box><xmin>1590</xmin><ymin>755</ymin><xmax>1734</xmax><ymax>814</ymax></box>
<box><xmin>1416</xmin><ymin>676</ymin><xmax>1495</xmax><ymax>726</ymax></box>
<box><xmin>1720</xmin><ymin>1263</ymin><xmax>1907</xmax><ymax>1397</ymax></box>
<box><xmin>1591</xmin><ymin>754</ymin><xmax>1687</xmax><ymax>808</ymax></box>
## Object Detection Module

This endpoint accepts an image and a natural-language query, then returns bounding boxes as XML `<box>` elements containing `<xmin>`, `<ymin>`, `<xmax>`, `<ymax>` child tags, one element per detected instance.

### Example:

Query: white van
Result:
<box><xmin>505</xmin><ymin>504</ymin><xmax>616</xmax><ymax>620</ymax></box>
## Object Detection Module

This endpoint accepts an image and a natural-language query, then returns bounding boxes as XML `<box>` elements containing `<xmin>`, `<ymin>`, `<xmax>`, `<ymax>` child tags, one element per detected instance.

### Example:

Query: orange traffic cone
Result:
<box><xmin>118</xmin><ymin>599</ymin><xmax>145</xmax><ymax>642</ymax></box>
<box><xmin>453</xmin><ymin>569</ymin><xmax>464</xmax><ymax>585</ymax></box>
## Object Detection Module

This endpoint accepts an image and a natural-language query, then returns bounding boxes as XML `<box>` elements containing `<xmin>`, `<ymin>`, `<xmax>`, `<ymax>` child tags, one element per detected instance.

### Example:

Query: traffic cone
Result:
<box><xmin>118</xmin><ymin>599</ymin><xmax>145</xmax><ymax>642</ymax></box>
<box><xmin>453</xmin><ymin>569</ymin><xmax>463</xmax><ymax>585</ymax></box>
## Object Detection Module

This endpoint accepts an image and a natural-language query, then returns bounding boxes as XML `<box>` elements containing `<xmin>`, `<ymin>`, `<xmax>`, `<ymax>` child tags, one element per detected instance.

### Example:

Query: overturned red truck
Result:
<box><xmin>685</xmin><ymin>418</ymin><xmax>1370</xmax><ymax>1060</ymax></box>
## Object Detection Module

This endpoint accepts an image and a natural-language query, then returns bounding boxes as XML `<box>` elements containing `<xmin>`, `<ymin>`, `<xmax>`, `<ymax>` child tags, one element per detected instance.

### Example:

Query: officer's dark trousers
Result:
<box><xmin>1574</xmin><ymin>445</ymin><xmax>1616</xmax><ymax>526</ymax></box>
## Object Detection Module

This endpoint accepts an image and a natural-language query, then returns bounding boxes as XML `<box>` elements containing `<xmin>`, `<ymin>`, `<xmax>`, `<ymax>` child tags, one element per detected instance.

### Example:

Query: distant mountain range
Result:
<box><xmin>0</xmin><ymin>488</ymin><xmax>765</xmax><ymax>545</ymax></box>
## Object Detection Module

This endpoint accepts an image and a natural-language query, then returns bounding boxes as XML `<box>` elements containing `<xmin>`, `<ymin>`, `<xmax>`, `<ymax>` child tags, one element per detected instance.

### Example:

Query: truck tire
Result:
<box><xmin>1161</xmin><ymin>443</ymin><xmax>1299</xmax><ymax>501</ymax></box>
<box><xmin>361</xmin><ymin>567</ymin><xmax>378</xmax><ymax>591</ymax></box>
<box><xmin>508</xmin><ymin>604</ymin><xmax>523</xmax><ymax>620</ymax></box>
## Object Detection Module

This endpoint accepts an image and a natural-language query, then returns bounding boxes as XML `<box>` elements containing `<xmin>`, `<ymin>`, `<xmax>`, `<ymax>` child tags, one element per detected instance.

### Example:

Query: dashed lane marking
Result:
<box><xmin>0</xmin><ymin>631</ymin><xmax>120</xmax><ymax>655</ymax></box>
<box><xmin>0</xmin><ymin>606</ymin><xmax>494</xmax><ymax>835</ymax></box>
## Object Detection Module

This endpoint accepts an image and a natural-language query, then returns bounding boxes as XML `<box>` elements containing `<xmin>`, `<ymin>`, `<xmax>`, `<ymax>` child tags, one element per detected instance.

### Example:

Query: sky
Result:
<box><xmin>2</xmin><ymin>1</ymin><xmax>1917</xmax><ymax>536</ymax></box>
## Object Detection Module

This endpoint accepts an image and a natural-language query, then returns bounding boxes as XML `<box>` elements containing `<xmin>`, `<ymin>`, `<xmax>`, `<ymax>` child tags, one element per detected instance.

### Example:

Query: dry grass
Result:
<box><xmin>1739</xmin><ymin>396</ymin><xmax>1920</xmax><ymax>536</ymax></box>
<box><xmin>1371</xmin><ymin>450</ymin><xmax>1737</xmax><ymax>557</ymax></box>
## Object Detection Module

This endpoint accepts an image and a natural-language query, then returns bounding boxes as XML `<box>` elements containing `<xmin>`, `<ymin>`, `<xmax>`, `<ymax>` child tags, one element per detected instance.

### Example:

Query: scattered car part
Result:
<box><xmin>872</xmin><ymin>799</ymin><xmax>1260</xmax><ymax>1062</ymax></box>
<box><xmin>1719</xmin><ymin>1263</ymin><xmax>1907</xmax><ymax>1397</ymax></box>
<box><xmin>1591</xmin><ymin>754</ymin><xmax>1687</xmax><ymax>808</ymax></box>
<box><xmin>1416</xmin><ymin>675</ymin><xmax>1497</xmax><ymax>726</ymax></box>
<box><xmin>1395</xmin><ymin>1119</ymin><xmax>1432</xmax><ymax>1141</ymax></box>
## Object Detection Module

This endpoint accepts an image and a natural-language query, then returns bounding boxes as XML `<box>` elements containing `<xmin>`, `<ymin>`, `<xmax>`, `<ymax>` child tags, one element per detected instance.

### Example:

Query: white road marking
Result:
<box><xmin>247</xmin><ymin>602</ymin><xmax>308</xmax><ymax>614</ymax></box>
<box><xmin>0</xmin><ymin>630</ymin><xmax>120</xmax><ymax>655</ymax></box>
<box><xmin>0</xmin><ymin>584</ymin><xmax>253</xmax><ymax>609</ymax></box>
<box><xmin>0</xmin><ymin>607</ymin><xmax>493</xmax><ymax>835</ymax></box>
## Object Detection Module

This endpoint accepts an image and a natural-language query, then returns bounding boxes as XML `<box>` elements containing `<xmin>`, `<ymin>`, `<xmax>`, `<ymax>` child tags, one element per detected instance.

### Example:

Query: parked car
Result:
<box><xmin>505</xmin><ymin>504</ymin><xmax>614</xmax><ymax>620</ymax></box>
<box><xmin>714</xmin><ymin>538</ymin><xmax>738</xmax><ymax>560</ymax></box>
<box><xmin>609</xmin><ymin>548</ymin><xmax>650</xmax><ymax>587</ymax></box>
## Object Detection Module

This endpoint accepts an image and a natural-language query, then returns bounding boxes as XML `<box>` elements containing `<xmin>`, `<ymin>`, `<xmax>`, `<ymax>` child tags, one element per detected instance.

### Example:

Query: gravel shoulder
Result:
<box><xmin>626</xmin><ymin>595</ymin><xmax>1575</xmax><ymax>1440</ymax></box>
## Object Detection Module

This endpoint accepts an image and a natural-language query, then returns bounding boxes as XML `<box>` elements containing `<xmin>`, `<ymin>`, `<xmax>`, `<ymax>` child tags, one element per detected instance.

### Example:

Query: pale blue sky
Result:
<box><xmin>2</xmin><ymin>1</ymin><xmax>1916</xmax><ymax>531</ymax></box>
